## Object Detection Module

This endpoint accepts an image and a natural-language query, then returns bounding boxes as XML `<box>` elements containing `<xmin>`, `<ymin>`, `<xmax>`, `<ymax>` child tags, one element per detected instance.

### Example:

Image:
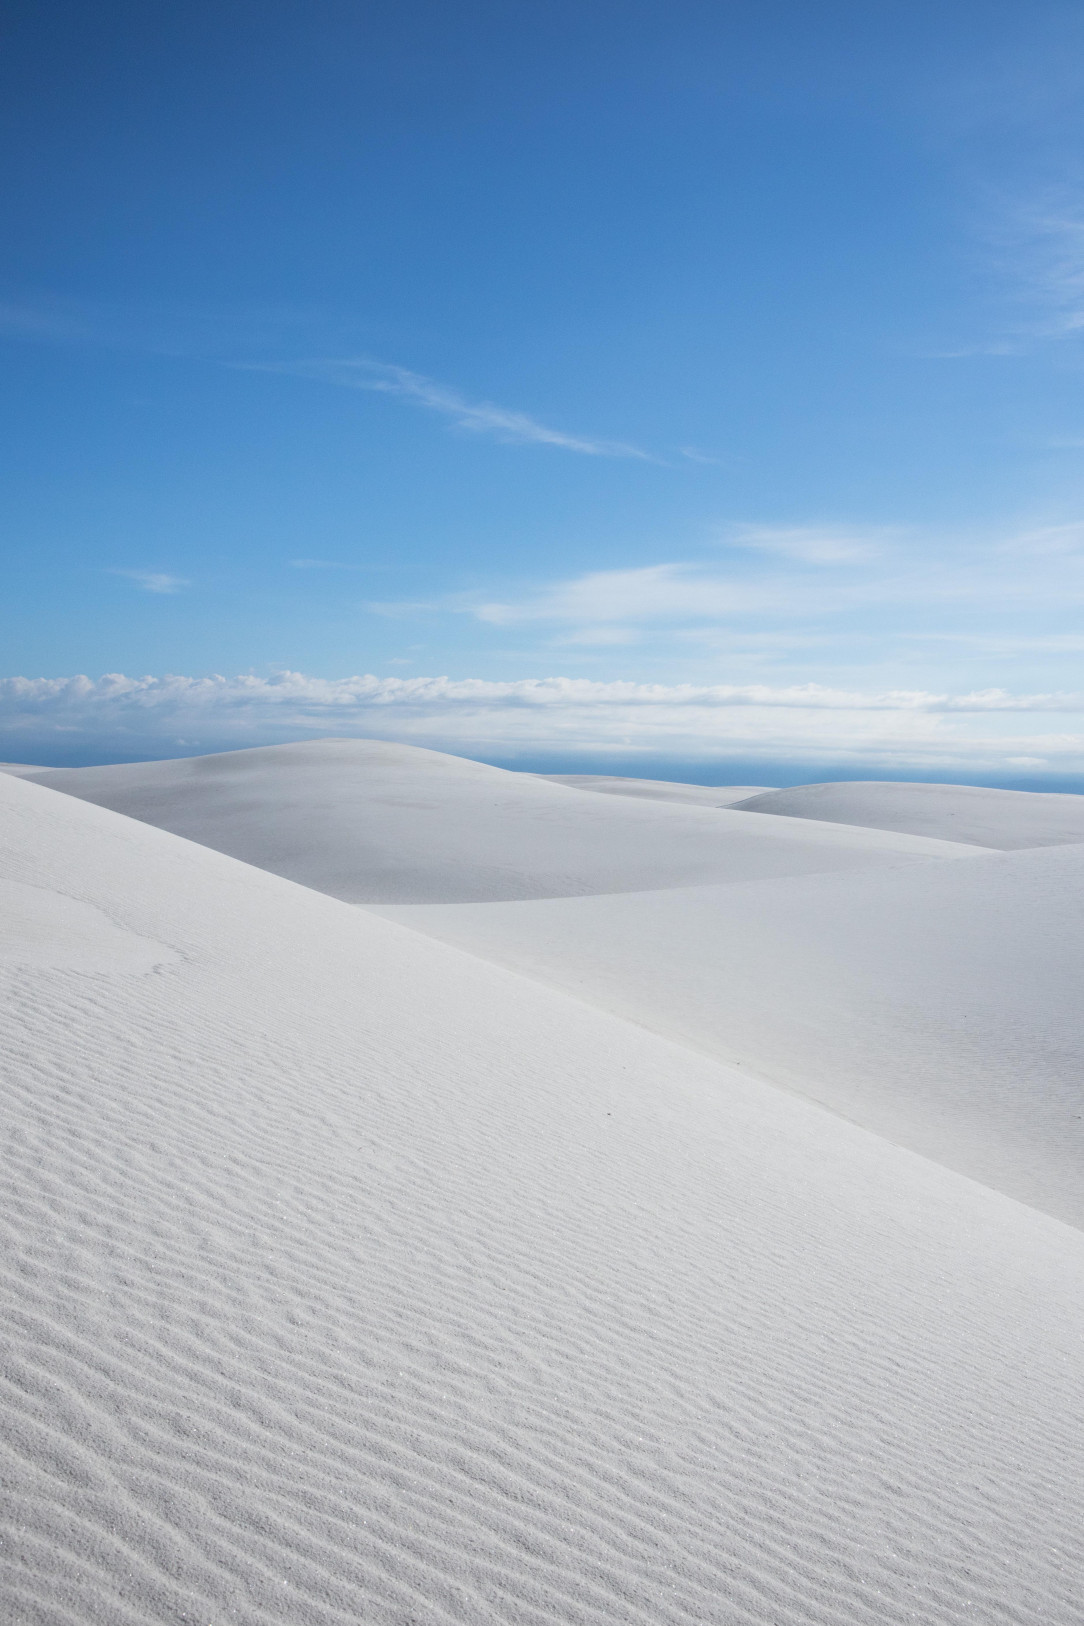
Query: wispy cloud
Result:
<box><xmin>919</xmin><ymin>188</ymin><xmax>1084</xmax><ymax>359</ymax></box>
<box><xmin>469</xmin><ymin>565</ymin><xmax>736</xmax><ymax>628</ymax></box>
<box><xmin>395</xmin><ymin>519</ymin><xmax>1084</xmax><ymax>645</ymax></box>
<box><xmin>289</xmin><ymin>558</ymin><xmax>355</xmax><ymax>570</ymax></box>
<box><xmin>0</xmin><ymin>298</ymin><xmax>656</xmax><ymax>462</ymax></box>
<box><xmin>728</xmin><ymin>524</ymin><xmax>888</xmax><ymax>565</ymax></box>
<box><xmin>679</xmin><ymin>446</ymin><xmax>725</xmax><ymax>466</ymax></box>
<box><xmin>0</xmin><ymin>300</ymin><xmax>94</xmax><ymax>343</ymax></box>
<box><xmin>0</xmin><ymin>294</ymin><xmax>351</xmax><ymax>361</ymax></box>
<box><xmin>111</xmin><ymin>570</ymin><xmax>189</xmax><ymax>595</ymax></box>
<box><xmin>920</xmin><ymin>340</ymin><xmax>1026</xmax><ymax>360</ymax></box>
<box><xmin>3</xmin><ymin>671</ymin><xmax>1084</xmax><ymax>773</ymax></box>
<box><xmin>266</xmin><ymin>358</ymin><xmax>655</xmax><ymax>460</ymax></box>
<box><xmin>1014</xmin><ymin>199</ymin><xmax>1084</xmax><ymax>336</ymax></box>
<box><xmin>946</xmin><ymin>191</ymin><xmax>1084</xmax><ymax>355</ymax></box>
<box><xmin>348</xmin><ymin>520</ymin><xmax>1084</xmax><ymax>688</ymax></box>
<box><xmin>996</xmin><ymin>521</ymin><xmax>1084</xmax><ymax>556</ymax></box>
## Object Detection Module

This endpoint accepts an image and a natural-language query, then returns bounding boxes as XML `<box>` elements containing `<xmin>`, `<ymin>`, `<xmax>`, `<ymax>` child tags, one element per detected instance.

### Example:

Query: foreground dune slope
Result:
<box><xmin>1</xmin><ymin>772</ymin><xmax>1083</xmax><ymax>1624</ymax></box>
<box><xmin>733</xmin><ymin>778</ymin><xmax>1084</xmax><ymax>848</ymax></box>
<box><xmin>374</xmin><ymin>842</ymin><xmax>1084</xmax><ymax>1229</ymax></box>
<box><xmin>25</xmin><ymin>739</ymin><xmax>987</xmax><ymax>904</ymax></box>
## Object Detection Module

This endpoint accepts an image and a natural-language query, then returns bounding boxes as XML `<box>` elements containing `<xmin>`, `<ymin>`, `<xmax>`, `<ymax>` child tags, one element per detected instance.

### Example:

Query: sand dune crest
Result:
<box><xmin>23</xmin><ymin>738</ymin><xmax>987</xmax><ymax>904</ymax></box>
<box><xmin>733</xmin><ymin>777</ymin><xmax>1084</xmax><ymax>848</ymax></box>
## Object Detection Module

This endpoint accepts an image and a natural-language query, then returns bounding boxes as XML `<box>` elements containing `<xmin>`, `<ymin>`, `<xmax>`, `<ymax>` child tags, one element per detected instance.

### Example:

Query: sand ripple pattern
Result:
<box><xmin>1</xmin><ymin>773</ymin><xmax>1083</xmax><ymax>1624</ymax></box>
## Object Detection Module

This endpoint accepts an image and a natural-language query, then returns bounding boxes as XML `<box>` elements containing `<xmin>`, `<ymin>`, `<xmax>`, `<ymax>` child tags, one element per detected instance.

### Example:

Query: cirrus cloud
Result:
<box><xmin>111</xmin><ymin>570</ymin><xmax>189</xmax><ymax>595</ymax></box>
<box><xmin>258</xmin><ymin>357</ymin><xmax>656</xmax><ymax>460</ymax></box>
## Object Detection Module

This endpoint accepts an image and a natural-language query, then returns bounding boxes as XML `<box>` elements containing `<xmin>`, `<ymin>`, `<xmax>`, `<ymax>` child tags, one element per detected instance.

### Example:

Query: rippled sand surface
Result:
<box><xmin>2</xmin><ymin>752</ymin><xmax>1082</xmax><ymax>1623</ymax></box>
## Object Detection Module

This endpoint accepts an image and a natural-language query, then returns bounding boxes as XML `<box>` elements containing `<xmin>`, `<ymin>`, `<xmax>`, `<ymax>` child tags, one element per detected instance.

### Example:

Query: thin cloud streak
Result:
<box><xmin>111</xmin><ymin>570</ymin><xmax>189</xmax><ymax>595</ymax></box>
<box><xmin>289</xmin><ymin>559</ymin><xmax>357</xmax><ymax>570</ymax></box>
<box><xmin>944</xmin><ymin>191</ymin><xmax>1084</xmax><ymax>356</ymax></box>
<box><xmin>0</xmin><ymin>302</ymin><xmax>656</xmax><ymax>464</ymax></box>
<box><xmin>269</xmin><ymin>358</ymin><xmax>656</xmax><ymax>460</ymax></box>
<box><xmin>921</xmin><ymin>190</ymin><xmax>1084</xmax><ymax>359</ymax></box>
<box><xmin>730</xmin><ymin>524</ymin><xmax>888</xmax><ymax>565</ymax></box>
<box><xmin>1019</xmin><ymin>201</ymin><xmax>1084</xmax><ymax>336</ymax></box>
<box><xmin>679</xmin><ymin>447</ymin><xmax>725</xmax><ymax>466</ymax></box>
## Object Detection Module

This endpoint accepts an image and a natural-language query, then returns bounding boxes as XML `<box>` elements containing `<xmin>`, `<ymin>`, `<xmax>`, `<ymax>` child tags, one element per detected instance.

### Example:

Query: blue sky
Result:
<box><xmin>5</xmin><ymin>0</ymin><xmax>1084</xmax><ymax>778</ymax></box>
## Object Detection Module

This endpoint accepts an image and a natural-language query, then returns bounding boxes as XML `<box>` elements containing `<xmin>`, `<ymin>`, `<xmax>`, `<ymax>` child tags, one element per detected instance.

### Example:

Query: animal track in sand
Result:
<box><xmin>0</xmin><ymin>878</ymin><xmax>178</xmax><ymax>973</ymax></box>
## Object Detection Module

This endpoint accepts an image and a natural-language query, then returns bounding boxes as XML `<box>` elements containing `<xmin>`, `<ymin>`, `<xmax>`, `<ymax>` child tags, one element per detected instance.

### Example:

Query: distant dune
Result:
<box><xmin>22</xmin><ymin>739</ymin><xmax>984</xmax><ymax>904</ymax></box>
<box><xmin>3</xmin><ymin>746</ymin><xmax>1083</xmax><ymax>1623</ymax></box>
<box><xmin>537</xmin><ymin>773</ymin><xmax>772</xmax><ymax>806</ymax></box>
<box><xmin>0</xmin><ymin>760</ymin><xmax>51</xmax><ymax>776</ymax></box>
<box><xmin>732</xmin><ymin>777</ymin><xmax>1084</xmax><ymax>848</ymax></box>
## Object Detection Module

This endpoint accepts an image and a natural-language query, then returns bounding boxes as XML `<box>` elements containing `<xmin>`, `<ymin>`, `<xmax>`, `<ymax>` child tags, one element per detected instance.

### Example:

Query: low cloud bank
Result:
<box><xmin>4</xmin><ymin>672</ymin><xmax>1084</xmax><ymax>775</ymax></box>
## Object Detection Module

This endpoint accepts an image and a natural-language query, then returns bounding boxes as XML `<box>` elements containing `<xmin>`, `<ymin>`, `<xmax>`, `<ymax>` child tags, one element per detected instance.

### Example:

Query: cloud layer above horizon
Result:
<box><xmin>4</xmin><ymin>672</ymin><xmax>1084</xmax><ymax>779</ymax></box>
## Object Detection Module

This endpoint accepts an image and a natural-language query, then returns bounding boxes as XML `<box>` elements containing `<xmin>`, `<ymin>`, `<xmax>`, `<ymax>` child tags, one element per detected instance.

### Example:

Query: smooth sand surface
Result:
<box><xmin>538</xmin><ymin>774</ymin><xmax>772</xmax><ymax>806</ymax></box>
<box><xmin>3</xmin><ymin>767</ymin><xmax>1084</xmax><ymax>1624</ymax></box>
<box><xmin>0</xmin><ymin>760</ymin><xmax>51</xmax><ymax>776</ymax></box>
<box><xmin>374</xmin><ymin>846</ymin><xmax>1084</xmax><ymax>1227</ymax></box>
<box><xmin>25</xmin><ymin>739</ymin><xmax>987</xmax><ymax>904</ymax></box>
<box><xmin>733</xmin><ymin>778</ymin><xmax>1084</xmax><ymax>848</ymax></box>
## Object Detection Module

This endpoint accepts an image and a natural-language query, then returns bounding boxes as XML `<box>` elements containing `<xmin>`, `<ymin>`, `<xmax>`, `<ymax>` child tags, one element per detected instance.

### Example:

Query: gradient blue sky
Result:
<box><xmin>5</xmin><ymin>1</ymin><xmax>1084</xmax><ymax>777</ymax></box>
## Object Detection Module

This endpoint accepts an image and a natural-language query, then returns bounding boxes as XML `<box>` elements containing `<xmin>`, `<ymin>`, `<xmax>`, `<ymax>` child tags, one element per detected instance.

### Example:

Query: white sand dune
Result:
<box><xmin>733</xmin><ymin>778</ymin><xmax>1084</xmax><ymax>848</ymax></box>
<box><xmin>538</xmin><ymin>774</ymin><xmax>772</xmax><ymax>806</ymax></box>
<box><xmin>0</xmin><ymin>875</ymin><xmax>179</xmax><ymax>973</ymax></box>
<box><xmin>375</xmin><ymin>844</ymin><xmax>1084</xmax><ymax>1227</ymax></box>
<box><xmin>23</xmin><ymin>739</ymin><xmax>986</xmax><ymax>904</ymax></box>
<box><xmin>2</xmin><ymin>768</ymin><xmax>1084</xmax><ymax>1624</ymax></box>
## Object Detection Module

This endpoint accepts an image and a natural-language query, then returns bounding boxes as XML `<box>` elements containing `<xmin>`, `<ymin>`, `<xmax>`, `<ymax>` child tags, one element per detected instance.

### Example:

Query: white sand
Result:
<box><xmin>733</xmin><ymin>778</ymin><xmax>1084</xmax><ymax>848</ymax></box>
<box><xmin>0</xmin><ymin>760</ymin><xmax>52</xmax><ymax>777</ymax></box>
<box><xmin>2</xmin><ymin>768</ymin><xmax>1084</xmax><ymax>1623</ymax></box>
<box><xmin>375</xmin><ymin>846</ymin><xmax>1084</xmax><ymax>1227</ymax></box>
<box><xmin>538</xmin><ymin>774</ymin><xmax>772</xmax><ymax>806</ymax></box>
<box><xmin>0</xmin><ymin>876</ymin><xmax>178</xmax><ymax>973</ymax></box>
<box><xmin>24</xmin><ymin>739</ymin><xmax>987</xmax><ymax>904</ymax></box>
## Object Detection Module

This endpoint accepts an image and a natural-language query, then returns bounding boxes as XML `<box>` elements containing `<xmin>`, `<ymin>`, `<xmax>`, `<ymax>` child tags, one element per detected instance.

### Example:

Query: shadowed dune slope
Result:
<box><xmin>2</xmin><ymin>770</ymin><xmax>1083</xmax><ymax>1624</ymax></box>
<box><xmin>24</xmin><ymin>739</ymin><xmax>986</xmax><ymax>903</ymax></box>
<box><xmin>538</xmin><ymin>774</ymin><xmax>772</xmax><ymax>806</ymax></box>
<box><xmin>732</xmin><ymin>778</ymin><xmax>1084</xmax><ymax>848</ymax></box>
<box><xmin>374</xmin><ymin>843</ymin><xmax>1084</xmax><ymax>1228</ymax></box>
